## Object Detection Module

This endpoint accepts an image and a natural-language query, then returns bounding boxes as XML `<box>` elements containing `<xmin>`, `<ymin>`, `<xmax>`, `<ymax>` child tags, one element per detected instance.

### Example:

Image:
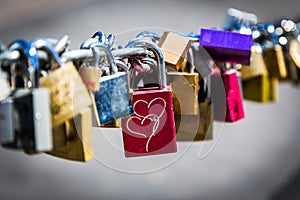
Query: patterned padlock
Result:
<box><xmin>36</xmin><ymin>40</ymin><xmax>92</xmax><ymax>127</ymax></box>
<box><xmin>200</xmin><ymin>28</ymin><xmax>252</xmax><ymax>65</ymax></box>
<box><xmin>121</xmin><ymin>38</ymin><xmax>177</xmax><ymax>158</ymax></box>
<box><xmin>1</xmin><ymin>40</ymin><xmax>52</xmax><ymax>152</ymax></box>
<box><xmin>92</xmin><ymin>44</ymin><xmax>133</xmax><ymax>125</ymax></box>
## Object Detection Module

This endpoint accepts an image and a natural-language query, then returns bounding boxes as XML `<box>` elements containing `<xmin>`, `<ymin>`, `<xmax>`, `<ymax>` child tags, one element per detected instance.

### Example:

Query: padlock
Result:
<box><xmin>288</xmin><ymin>39</ymin><xmax>300</xmax><ymax>84</ymax></box>
<box><xmin>78</xmin><ymin>46</ymin><xmax>102</xmax><ymax>127</ymax></box>
<box><xmin>263</xmin><ymin>44</ymin><xmax>287</xmax><ymax>80</ymax></box>
<box><xmin>200</xmin><ymin>28</ymin><xmax>252</xmax><ymax>65</ymax></box>
<box><xmin>176</xmin><ymin>78</ymin><xmax>213</xmax><ymax>141</ymax></box>
<box><xmin>93</xmin><ymin>44</ymin><xmax>133</xmax><ymax>125</ymax></box>
<box><xmin>35</xmin><ymin>40</ymin><xmax>92</xmax><ymax>127</ymax></box>
<box><xmin>121</xmin><ymin>38</ymin><xmax>177</xmax><ymax>158</ymax></box>
<box><xmin>158</xmin><ymin>31</ymin><xmax>191</xmax><ymax>71</ymax></box>
<box><xmin>46</xmin><ymin>107</ymin><xmax>93</xmax><ymax>162</ymax></box>
<box><xmin>221</xmin><ymin>66</ymin><xmax>245</xmax><ymax>122</ymax></box>
<box><xmin>241</xmin><ymin>45</ymin><xmax>272</xmax><ymax>102</ymax></box>
<box><xmin>3</xmin><ymin>40</ymin><xmax>52</xmax><ymax>152</ymax></box>
<box><xmin>32</xmin><ymin>39</ymin><xmax>94</xmax><ymax>162</ymax></box>
<box><xmin>167</xmin><ymin>68</ymin><xmax>199</xmax><ymax>115</ymax></box>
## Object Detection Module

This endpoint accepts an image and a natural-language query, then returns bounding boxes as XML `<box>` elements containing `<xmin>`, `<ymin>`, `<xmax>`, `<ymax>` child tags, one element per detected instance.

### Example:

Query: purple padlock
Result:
<box><xmin>200</xmin><ymin>28</ymin><xmax>252</xmax><ymax>65</ymax></box>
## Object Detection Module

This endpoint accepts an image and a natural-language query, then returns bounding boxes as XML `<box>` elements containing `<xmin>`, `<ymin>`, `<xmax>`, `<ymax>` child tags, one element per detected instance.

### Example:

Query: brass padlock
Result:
<box><xmin>167</xmin><ymin>70</ymin><xmax>199</xmax><ymax>116</ymax></box>
<box><xmin>288</xmin><ymin>39</ymin><xmax>300</xmax><ymax>84</ymax></box>
<box><xmin>241</xmin><ymin>45</ymin><xmax>271</xmax><ymax>102</ymax></box>
<box><xmin>36</xmin><ymin>41</ymin><xmax>92</xmax><ymax>127</ymax></box>
<box><xmin>158</xmin><ymin>31</ymin><xmax>191</xmax><ymax>71</ymax></box>
<box><xmin>176</xmin><ymin>79</ymin><xmax>213</xmax><ymax>141</ymax></box>
<box><xmin>46</xmin><ymin>107</ymin><xmax>94</xmax><ymax>162</ymax></box>
<box><xmin>263</xmin><ymin>44</ymin><xmax>288</xmax><ymax>80</ymax></box>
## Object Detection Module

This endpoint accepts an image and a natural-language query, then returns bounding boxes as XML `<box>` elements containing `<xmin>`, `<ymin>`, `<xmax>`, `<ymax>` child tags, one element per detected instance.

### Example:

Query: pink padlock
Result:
<box><xmin>221</xmin><ymin>68</ymin><xmax>245</xmax><ymax>122</ymax></box>
<box><xmin>121</xmin><ymin>39</ymin><xmax>177</xmax><ymax>158</ymax></box>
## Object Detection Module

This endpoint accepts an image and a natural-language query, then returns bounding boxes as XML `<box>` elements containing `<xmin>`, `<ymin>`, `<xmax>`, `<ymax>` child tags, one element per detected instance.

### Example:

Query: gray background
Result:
<box><xmin>1</xmin><ymin>0</ymin><xmax>300</xmax><ymax>199</ymax></box>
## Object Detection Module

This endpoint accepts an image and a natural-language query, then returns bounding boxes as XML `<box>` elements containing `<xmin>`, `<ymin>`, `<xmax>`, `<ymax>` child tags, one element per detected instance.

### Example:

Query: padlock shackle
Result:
<box><xmin>54</xmin><ymin>35</ymin><xmax>70</xmax><ymax>54</ymax></box>
<box><xmin>8</xmin><ymin>39</ymin><xmax>40</xmax><ymax>88</ymax></box>
<box><xmin>125</xmin><ymin>38</ymin><xmax>167</xmax><ymax>88</ymax></box>
<box><xmin>32</xmin><ymin>39</ymin><xmax>63</xmax><ymax>66</ymax></box>
<box><xmin>91</xmin><ymin>31</ymin><xmax>115</xmax><ymax>49</ymax></box>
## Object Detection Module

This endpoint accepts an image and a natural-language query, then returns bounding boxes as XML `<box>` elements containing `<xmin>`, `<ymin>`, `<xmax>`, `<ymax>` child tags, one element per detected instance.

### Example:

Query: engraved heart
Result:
<box><xmin>125</xmin><ymin>97</ymin><xmax>167</xmax><ymax>152</ymax></box>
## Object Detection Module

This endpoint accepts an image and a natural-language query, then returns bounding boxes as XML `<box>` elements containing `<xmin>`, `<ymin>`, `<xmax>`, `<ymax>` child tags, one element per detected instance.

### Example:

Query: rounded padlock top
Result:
<box><xmin>125</xmin><ymin>38</ymin><xmax>167</xmax><ymax>88</ymax></box>
<box><xmin>9</xmin><ymin>39</ymin><xmax>39</xmax><ymax>71</ymax></box>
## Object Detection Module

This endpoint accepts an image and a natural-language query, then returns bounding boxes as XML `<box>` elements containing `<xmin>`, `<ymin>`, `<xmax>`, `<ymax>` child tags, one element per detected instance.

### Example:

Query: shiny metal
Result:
<box><xmin>126</xmin><ymin>38</ymin><xmax>167</xmax><ymax>88</ymax></box>
<box><xmin>54</xmin><ymin>35</ymin><xmax>70</xmax><ymax>54</ymax></box>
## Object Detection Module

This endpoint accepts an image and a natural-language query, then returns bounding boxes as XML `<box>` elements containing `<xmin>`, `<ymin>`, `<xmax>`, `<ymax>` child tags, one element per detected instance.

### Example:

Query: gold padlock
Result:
<box><xmin>167</xmin><ymin>71</ymin><xmax>199</xmax><ymax>115</ymax></box>
<box><xmin>40</xmin><ymin>62</ymin><xmax>92</xmax><ymax>127</ymax></box>
<box><xmin>158</xmin><ymin>31</ymin><xmax>191</xmax><ymax>71</ymax></box>
<box><xmin>263</xmin><ymin>44</ymin><xmax>288</xmax><ymax>80</ymax></box>
<box><xmin>46</xmin><ymin>107</ymin><xmax>94</xmax><ymax>162</ymax></box>
<box><xmin>287</xmin><ymin>39</ymin><xmax>300</xmax><ymax>84</ymax></box>
<box><xmin>176</xmin><ymin>98</ymin><xmax>213</xmax><ymax>141</ymax></box>
<box><xmin>241</xmin><ymin>45</ymin><xmax>271</xmax><ymax>102</ymax></box>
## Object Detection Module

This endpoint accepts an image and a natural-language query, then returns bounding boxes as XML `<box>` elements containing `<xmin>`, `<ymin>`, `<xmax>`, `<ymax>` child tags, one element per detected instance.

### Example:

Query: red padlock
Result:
<box><xmin>121</xmin><ymin>38</ymin><xmax>177</xmax><ymax>158</ymax></box>
<box><xmin>221</xmin><ymin>67</ymin><xmax>245</xmax><ymax>122</ymax></box>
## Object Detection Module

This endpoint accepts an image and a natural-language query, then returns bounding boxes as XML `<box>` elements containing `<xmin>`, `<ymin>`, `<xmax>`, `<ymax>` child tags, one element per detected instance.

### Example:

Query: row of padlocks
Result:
<box><xmin>0</xmin><ymin>8</ymin><xmax>299</xmax><ymax>161</ymax></box>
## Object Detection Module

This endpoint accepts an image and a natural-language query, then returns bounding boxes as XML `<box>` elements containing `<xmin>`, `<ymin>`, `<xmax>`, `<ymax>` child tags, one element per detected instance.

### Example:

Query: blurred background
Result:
<box><xmin>1</xmin><ymin>0</ymin><xmax>300</xmax><ymax>199</ymax></box>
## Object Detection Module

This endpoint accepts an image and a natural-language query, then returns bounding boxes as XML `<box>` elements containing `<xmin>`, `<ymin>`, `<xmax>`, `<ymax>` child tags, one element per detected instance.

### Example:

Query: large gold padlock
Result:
<box><xmin>263</xmin><ymin>44</ymin><xmax>288</xmax><ymax>80</ymax></box>
<box><xmin>241</xmin><ymin>45</ymin><xmax>271</xmax><ymax>102</ymax></box>
<box><xmin>40</xmin><ymin>62</ymin><xmax>92</xmax><ymax>127</ymax></box>
<box><xmin>46</xmin><ymin>107</ymin><xmax>94</xmax><ymax>162</ymax></box>
<box><xmin>167</xmin><ymin>71</ymin><xmax>199</xmax><ymax>115</ymax></box>
<box><xmin>158</xmin><ymin>31</ymin><xmax>191</xmax><ymax>71</ymax></box>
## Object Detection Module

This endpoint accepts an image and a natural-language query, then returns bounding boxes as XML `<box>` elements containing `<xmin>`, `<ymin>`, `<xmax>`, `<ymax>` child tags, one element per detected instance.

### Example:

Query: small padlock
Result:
<box><xmin>3</xmin><ymin>40</ymin><xmax>52</xmax><ymax>152</ymax></box>
<box><xmin>46</xmin><ymin>107</ymin><xmax>94</xmax><ymax>162</ymax></box>
<box><xmin>158</xmin><ymin>31</ymin><xmax>191</xmax><ymax>71</ymax></box>
<box><xmin>221</xmin><ymin>66</ymin><xmax>245</xmax><ymax>122</ymax></box>
<box><xmin>36</xmin><ymin>40</ymin><xmax>92</xmax><ymax>127</ymax></box>
<box><xmin>93</xmin><ymin>44</ymin><xmax>133</xmax><ymax>125</ymax></box>
<box><xmin>167</xmin><ymin>62</ymin><xmax>199</xmax><ymax>116</ymax></box>
<box><xmin>200</xmin><ymin>28</ymin><xmax>252</xmax><ymax>65</ymax></box>
<box><xmin>121</xmin><ymin>38</ymin><xmax>177</xmax><ymax>158</ymax></box>
<box><xmin>263</xmin><ymin>44</ymin><xmax>288</xmax><ymax>80</ymax></box>
<box><xmin>241</xmin><ymin>45</ymin><xmax>272</xmax><ymax>102</ymax></box>
<box><xmin>288</xmin><ymin>39</ymin><xmax>300</xmax><ymax>84</ymax></box>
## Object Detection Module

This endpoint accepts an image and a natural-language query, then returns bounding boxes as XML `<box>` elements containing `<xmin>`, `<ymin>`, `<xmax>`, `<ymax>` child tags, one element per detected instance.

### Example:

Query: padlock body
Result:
<box><xmin>222</xmin><ymin>69</ymin><xmax>245</xmax><ymax>122</ymax></box>
<box><xmin>158</xmin><ymin>32</ymin><xmax>191</xmax><ymax>71</ymax></box>
<box><xmin>167</xmin><ymin>72</ymin><xmax>199</xmax><ymax>115</ymax></box>
<box><xmin>94</xmin><ymin>72</ymin><xmax>133</xmax><ymax>125</ymax></box>
<box><xmin>40</xmin><ymin>62</ymin><xmax>91</xmax><ymax>127</ymax></box>
<box><xmin>121</xmin><ymin>87</ymin><xmax>177</xmax><ymax>157</ymax></box>
<box><xmin>47</xmin><ymin>107</ymin><xmax>94</xmax><ymax>162</ymax></box>
<box><xmin>242</xmin><ymin>75</ymin><xmax>270</xmax><ymax>102</ymax></box>
<box><xmin>176</xmin><ymin>100</ymin><xmax>213</xmax><ymax>141</ymax></box>
<box><xmin>0</xmin><ymin>98</ymin><xmax>14</xmax><ymax>144</ymax></box>
<box><xmin>13</xmin><ymin>89</ymin><xmax>52</xmax><ymax>151</ymax></box>
<box><xmin>200</xmin><ymin>28</ymin><xmax>252</xmax><ymax>64</ymax></box>
<box><xmin>263</xmin><ymin>45</ymin><xmax>287</xmax><ymax>80</ymax></box>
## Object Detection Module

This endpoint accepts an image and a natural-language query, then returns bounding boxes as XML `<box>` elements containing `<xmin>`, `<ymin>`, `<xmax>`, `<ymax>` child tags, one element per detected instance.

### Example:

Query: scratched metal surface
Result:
<box><xmin>0</xmin><ymin>1</ymin><xmax>300</xmax><ymax>200</ymax></box>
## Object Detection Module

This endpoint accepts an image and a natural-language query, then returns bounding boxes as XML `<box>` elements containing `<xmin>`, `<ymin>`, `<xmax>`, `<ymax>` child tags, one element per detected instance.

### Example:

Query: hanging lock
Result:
<box><xmin>121</xmin><ymin>38</ymin><xmax>177</xmax><ymax>158</ymax></box>
<box><xmin>200</xmin><ymin>28</ymin><xmax>252</xmax><ymax>65</ymax></box>
<box><xmin>92</xmin><ymin>44</ymin><xmax>133</xmax><ymax>125</ymax></box>
<box><xmin>32</xmin><ymin>40</ymin><xmax>94</xmax><ymax>162</ymax></box>
<box><xmin>0</xmin><ymin>40</ymin><xmax>52</xmax><ymax>152</ymax></box>
<box><xmin>158</xmin><ymin>31</ymin><xmax>191</xmax><ymax>71</ymax></box>
<box><xmin>241</xmin><ymin>45</ymin><xmax>275</xmax><ymax>102</ymax></box>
